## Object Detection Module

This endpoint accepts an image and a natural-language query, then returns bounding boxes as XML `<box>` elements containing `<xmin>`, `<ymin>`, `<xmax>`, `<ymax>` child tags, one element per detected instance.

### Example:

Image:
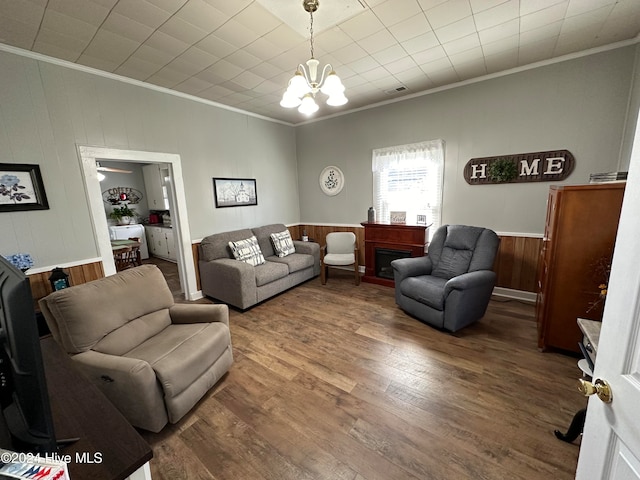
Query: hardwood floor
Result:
<box><xmin>141</xmin><ymin>267</ymin><xmax>585</xmax><ymax>480</ymax></box>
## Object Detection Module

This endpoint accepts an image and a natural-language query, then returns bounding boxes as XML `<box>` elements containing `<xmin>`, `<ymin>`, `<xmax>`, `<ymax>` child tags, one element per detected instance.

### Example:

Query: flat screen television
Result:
<box><xmin>0</xmin><ymin>255</ymin><xmax>58</xmax><ymax>454</ymax></box>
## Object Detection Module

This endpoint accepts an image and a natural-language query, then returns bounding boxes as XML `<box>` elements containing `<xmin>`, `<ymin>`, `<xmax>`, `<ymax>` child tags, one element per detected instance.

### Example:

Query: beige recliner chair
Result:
<box><xmin>39</xmin><ymin>264</ymin><xmax>233</xmax><ymax>433</ymax></box>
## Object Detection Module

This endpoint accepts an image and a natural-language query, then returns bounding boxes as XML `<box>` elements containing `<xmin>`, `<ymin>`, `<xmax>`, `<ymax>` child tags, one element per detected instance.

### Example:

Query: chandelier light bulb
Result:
<box><xmin>326</xmin><ymin>93</ymin><xmax>348</xmax><ymax>107</ymax></box>
<box><xmin>280</xmin><ymin>91</ymin><xmax>302</xmax><ymax>108</ymax></box>
<box><xmin>320</xmin><ymin>72</ymin><xmax>344</xmax><ymax>96</ymax></box>
<box><xmin>298</xmin><ymin>94</ymin><xmax>319</xmax><ymax>115</ymax></box>
<box><xmin>288</xmin><ymin>71</ymin><xmax>310</xmax><ymax>97</ymax></box>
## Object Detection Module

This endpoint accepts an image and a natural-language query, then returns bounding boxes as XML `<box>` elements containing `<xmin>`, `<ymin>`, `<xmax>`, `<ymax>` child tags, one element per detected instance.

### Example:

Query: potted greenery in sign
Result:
<box><xmin>109</xmin><ymin>205</ymin><xmax>136</xmax><ymax>225</ymax></box>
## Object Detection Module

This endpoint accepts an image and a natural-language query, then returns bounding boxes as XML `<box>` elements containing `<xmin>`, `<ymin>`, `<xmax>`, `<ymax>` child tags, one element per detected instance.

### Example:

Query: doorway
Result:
<box><xmin>78</xmin><ymin>146</ymin><xmax>200</xmax><ymax>301</ymax></box>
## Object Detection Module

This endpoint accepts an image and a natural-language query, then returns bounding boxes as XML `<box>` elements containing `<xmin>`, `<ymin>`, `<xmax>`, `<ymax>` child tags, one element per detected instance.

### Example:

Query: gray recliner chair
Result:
<box><xmin>391</xmin><ymin>224</ymin><xmax>500</xmax><ymax>332</ymax></box>
<box><xmin>39</xmin><ymin>264</ymin><xmax>233</xmax><ymax>432</ymax></box>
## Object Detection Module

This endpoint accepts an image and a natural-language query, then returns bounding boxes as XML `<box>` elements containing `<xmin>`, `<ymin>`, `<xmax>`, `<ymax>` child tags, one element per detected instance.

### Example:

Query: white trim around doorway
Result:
<box><xmin>77</xmin><ymin>145</ymin><xmax>200</xmax><ymax>301</ymax></box>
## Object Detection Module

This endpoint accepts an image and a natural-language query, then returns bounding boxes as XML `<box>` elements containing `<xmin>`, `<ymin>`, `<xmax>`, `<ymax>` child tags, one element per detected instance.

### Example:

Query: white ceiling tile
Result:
<box><xmin>102</xmin><ymin>12</ymin><xmax>154</xmax><ymax>43</ymax></box>
<box><xmin>520</xmin><ymin>0</ymin><xmax>568</xmax><ymax>16</ymax></box>
<box><xmin>566</xmin><ymin>0</ymin><xmax>615</xmax><ymax>17</ymax></box>
<box><xmin>315</xmin><ymin>27</ymin><xmax>356</xmax><ymax>52</ymax></box>
<box><xmin>384</xmin><ymin>55</ymin><xmax>418</xmax><ymax>75</ymax></box>
<box><xmin>159</xmin><ymin>16</ymin><xmax>209</xmax><ymax>45</ymax></box>
<box><xmin>250</xmin><ymin>61</ymin><xmax>282</xmax><ymax>81</ymax></box>
<box><xmin>520</xmin><ymin>21</ymin><xmax>563</xmax><ymax>45</ymax></box>
<box><xmin>194</xmin><ymin>65</ymin><xmax>226</xmax><ymax>84</ymax></box>
<box><xmin>424</xmin><ymin>0</ymin><xmax>472</xmax><ymax>29</ymax></box>
<box><xmin>416</xmin><ymin>0</ymin><xmax>448</xmax><ymax>10</ymax></box>
<box><xmin>176</xmin><ymin>0</ymin><xmax>226</xmax><ymax>32</ymax></box>
<box><xmin>359</xmin><ymin>29</ymin><xmax>398</xmax><ymax>54</ymax></box>
<box><xmin>242</xmin><ymin>37</ymin><xmax>284</xmax><ymax>60</ymax></box>
<box><xmin>48</xmin><ymin>0</ymin><xmax>110</xmax><ymax>26</ymax></box>
<box><xmin>350</xmin><ymin>55</ymin><xmax>381</xmax><ymax>73</ymax></box>
<box><xmin>561</xmin><ymin>6</ymin><xmax>613</xmax><ymax>34</ymax></box>
<box><xmin>208</xmin><ymin>59</ymin><xmax>244</xmax><ymax>80</ymax></box>
<box><xmin>425</xmin><ymin>66</ymin><xmax>459</xmax><ymax>85</ymax></box>
<box><xmin>212</xmin><ymin>19</ymin><xmax>259</xmax><ymax>48</ymax></box>
<box><xmin>519</xmin><ymin>37</ymin><xmax>557</xmax><ymax>64</ymax></box>
<box><xmin>469</xmin><ymin>0</ymin><xmax>510</xmax><ymax>14</ymax></box>
<box><xmin>145</xmin><ymin>30</ymin><xmax>190</xmax><ymax>57</ymax></box>
<box><xmin>449</xmin><ymin>46</ymin><xmax>483</xmax><ymax>65</ymax></box>
<box><xmin>0</xmin><ymin>0</ymin><xmax>45</xmax><ymax>26</ymax></box>
<box><xmin>332</xmin><ymin>42</ymin><xmax>369</xmax><ymax>63</ymax></box>
<box><xmin>262</xmin><ymin>24</ymin><xmax>303</xmax><ymax>51</ymax></box>
<box><xmin>453</xmin><ymin>59</ymin><xmax>487</xmax><ymax>79</ymax></box>
<box><xmin>111</xmin><ymin>0</ymin><xmax>171</xmax><ymax>29</ymax></box>
<box><xmin>339</xmin><ymin>10</ymin><xmax>385</xmax><ymax>41</ymax></box>
<box><xmin>145</xmin><ymin>0</ymin><xmax>187</xmax><ymax>13</ymax></box>
<box><xmin>252</xmin><ymin>79</ymin><xmax>281</xmax><ymax>94</ymax></box>
<box><xmin>231</xmin><ymin>70</ymin><xmax>264</xmax><ymax>89</ymax></box>
<box><xmin>200</xmin><ymin>0</ymin><xmax>251</xmax><ymax>18</ymax></box>
<box><xmin>398</xmin><ymin>74</ymin><xmax>434</xmax><ymax>91</ymax></box>
<box><xmin>32</xmin><ymin>41</ymin><xmax>81</xmax><ymax>61</ymax></box>
<box><xmin>34</xmin><ymin>26</ymin><xmax>89</xmax><ymax>53</ymax></box>
<box><xmin>76</xmin><ymin>53</ymin><xmax>121</xmax><ymax>72</ymax></box>
<box><xmin>83</xmin><ymin>29</ymin><xmax>140</xmax><ymax>64</ymax></box>
<box><xmin>89</xmin><ymin>0</ymin><xmax>118</xmax><ymax>7</ymax></box>
<box><xmin>442</xmin><ymin>33</ymin><xmax>480</xmax><ymax>56</ymax></box>
<box><xmin>0</xmin><ymin>16</ymin><xmax>37</xmax><ymax>48</ymax></box>
<box><xmin>233</xmin><ymin>2</ymin><xmax>281</xmax><ymax>37</ymax></box>
<box><xmin>388</xmin><ymin>14</ymin><xmax>432</xmax><ymax>42</ymax></box>
<box><xmin>520</xmin><ymin>3</ymin><xmax>569</xmax><ymax>32</ymax></box>
<box><xmin>411</xmin><ymin>45</ymin><xmax>447</xmax><ymax>64</ymax></box>
<box><xmin>177</xmin><ymin>46</ymin><xmax>219</xmax><ymax>69</ymax></box>
<box><xmin>115</xmin><ymin>57</ymin><xmax>164</xmax><ymax>80</ymax></box>
<box><xmin>477</xmin><ymin>18</ymin><xmax>519</xmax><ymax>44</ymax></box>
<box><xmin>481</xmin><ymin>33</ymin><xmax>519</xmax><ymax>55</ymax></box>
<box><xmin>402</xmin><ymin>31</ymin><xmax>440</xmax><ymax>55</ymax></box>
<box><xmin>196</xmin><ymin>34</ymin><xmax>237</xmax><ymax>58</ymax></box>
<box><xmin>473</xmin><ymin>0</ymin><xmax>518</xmax><ymax>31</ymax></box>
<box><xmin>173</xmin><ymin>76</ymin><xmax>214</xmax><ymax>95</ymax></box>
<box><xmin>164</xmin><ymin>57</ymin><xmax>206</xmax><ymax>76</ymax></box>
<box><xmin>372</xmin><ymin>0</ymin><xmax>422</xmax><ymax>27</ymax></box>
<box><xmin>131</xmin><ymin>44</ymin><xmax>176</xmax><ymax>65</ymax></box>
<box><xmin>392</xmin><ymin>65</ymin><xmax>427</xmax><ymax>83</ymax></box>
<box><xmin>372</xmin><ymin>44</ymin><xmax>409</xmax><ymax>64</ymax></box>
<box><xmin>360</xmin><ymin>65</ymin><xmax>390</xmax><ymax>81</ymax></box>
<box><xmin>434</xmin><ymin>15</ymin><xmax>477</xmax><ymax>43</ymax></box>
<box><xmin>146</xmin><ymin>66</ymin><xmax>191</xmax><ymax>87</ymax></box>
<box><xmin>484</xmin><ymin>47</ymin><xmax>519</xmax><ymax>72</ymax></box>
<box><xmin>224</xmin><ymin>49</ymin><xmax>262</xmax><ymax>70</ymax></box>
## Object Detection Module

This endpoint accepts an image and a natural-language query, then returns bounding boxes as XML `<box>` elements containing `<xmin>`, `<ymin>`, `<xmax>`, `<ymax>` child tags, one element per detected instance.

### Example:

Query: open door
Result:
<box><xmin>576</xmin><ymin>123</ymin><xmax>640</xmax><ymax>476</ymax></box>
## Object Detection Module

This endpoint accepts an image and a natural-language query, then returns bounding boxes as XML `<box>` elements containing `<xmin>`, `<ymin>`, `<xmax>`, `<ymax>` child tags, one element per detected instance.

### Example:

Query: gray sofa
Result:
<box><xmin>198</xmin><ymin>223</ymin><xmax>320</xmax><ymax>309</ymax></box>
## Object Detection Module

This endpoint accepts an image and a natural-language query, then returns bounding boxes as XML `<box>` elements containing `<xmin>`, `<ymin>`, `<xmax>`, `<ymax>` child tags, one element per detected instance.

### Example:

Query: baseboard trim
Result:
<box><xmin>492</xmin><ymin>287</ymin><xmax>536</xmax><ymax>303</ymax></box>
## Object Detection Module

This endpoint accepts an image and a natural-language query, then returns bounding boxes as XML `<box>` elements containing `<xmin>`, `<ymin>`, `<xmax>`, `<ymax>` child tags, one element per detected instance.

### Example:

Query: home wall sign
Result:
<box><xmin>464</xmin><ymin>150</ymin><xmax>575</xmax><ymax>185</ymax></box>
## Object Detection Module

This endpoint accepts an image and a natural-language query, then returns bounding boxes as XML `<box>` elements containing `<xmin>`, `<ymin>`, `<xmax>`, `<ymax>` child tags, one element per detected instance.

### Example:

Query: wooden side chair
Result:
<box><xmin>114</xmin><ymin>238</ymin><xmax>142</xmax><ymax>271</ymax></box>
<box><xmin>321</xmin><ymin>232</ymin><xmax>360</xmax><ymax>285</ymax></box>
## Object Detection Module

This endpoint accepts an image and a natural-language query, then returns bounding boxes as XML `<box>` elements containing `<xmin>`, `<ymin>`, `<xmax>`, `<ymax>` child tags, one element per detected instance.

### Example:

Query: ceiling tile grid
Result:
<box><xmin>0</xmin><ymin>0</ymin><xmax>638</xmax><ymax>124</ymax></box>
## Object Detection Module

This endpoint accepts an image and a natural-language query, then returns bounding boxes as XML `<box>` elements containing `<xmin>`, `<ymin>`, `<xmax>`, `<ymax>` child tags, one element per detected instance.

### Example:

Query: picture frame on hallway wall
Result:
<box><xmin>213</xmin><ymin>177</ymin><xmax>258</xmax><ymax>208</ymax></box>
<box><xmin>0</xmin><ymin>163</ymin><xmax>49</xmax><ymax>212</ymax></box>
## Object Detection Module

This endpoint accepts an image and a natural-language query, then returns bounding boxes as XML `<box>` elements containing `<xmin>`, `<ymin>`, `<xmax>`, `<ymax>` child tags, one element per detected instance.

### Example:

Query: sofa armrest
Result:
<box><xmin>293</xmin><ymin>240</ymin><xmax>320</xmax><ymax>275</ymax></box>
<box><xmin>444</xmin><ymin>270</ymin><xmax>496</xmax><ymax>295</ymax></box>
<box><xmin>169</xmin><ymin>303</ymin><xmax>229</xmax><ymax>326</ymax></box>
<box><xmin>199</xmin><ymin>258</ymin><xmax>258</xmax><ymax>309</ymax></box>
<box><xmin>391</xmin><ymin>256</ymin><xmax>433</xmax><ymax>283</ymax></box>
<box><xmin>72</xmin><ymin>350</ymin><xmax>167</xmax><ymax>432</ymax></box>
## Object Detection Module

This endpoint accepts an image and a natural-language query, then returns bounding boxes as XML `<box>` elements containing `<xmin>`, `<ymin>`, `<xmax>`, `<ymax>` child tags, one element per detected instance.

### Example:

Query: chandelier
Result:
<box><xmin>280</xmin><ymin>0</ymin><xmax>348</xmax><ymax>115</ymax></box>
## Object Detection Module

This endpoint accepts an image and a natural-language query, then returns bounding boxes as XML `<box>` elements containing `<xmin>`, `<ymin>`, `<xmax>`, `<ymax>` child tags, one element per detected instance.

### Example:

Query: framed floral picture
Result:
<box><xmin>0</xmin><ymin>163</ymin><xmax>49</xmax><ymax>212</ymax></box>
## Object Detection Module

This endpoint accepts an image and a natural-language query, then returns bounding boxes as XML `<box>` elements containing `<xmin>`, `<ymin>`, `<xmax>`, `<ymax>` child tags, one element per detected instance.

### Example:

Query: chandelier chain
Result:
<box><xmin>309</xmin><ymin>9</ymin><xmax>314</xmax><ymax>58</ymax></box>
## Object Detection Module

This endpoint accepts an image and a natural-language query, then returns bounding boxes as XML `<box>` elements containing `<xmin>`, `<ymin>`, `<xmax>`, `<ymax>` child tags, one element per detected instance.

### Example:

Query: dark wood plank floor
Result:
<box><xmin>141</xmin><ymin>265</ymin><xmax>585</xmax><ymax>480</ymax></box>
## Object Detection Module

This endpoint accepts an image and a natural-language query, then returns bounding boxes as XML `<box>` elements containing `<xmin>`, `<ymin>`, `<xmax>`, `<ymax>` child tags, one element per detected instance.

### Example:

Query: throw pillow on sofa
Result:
<box><xmin>270</xmin><ymin>230</ymin><xmax>295</xmax><ymax>257</ymax></box>
<box><xmin>229</xmin><ymin>235</ymin><xmax>265</xmax><ymax>266</ymax></box>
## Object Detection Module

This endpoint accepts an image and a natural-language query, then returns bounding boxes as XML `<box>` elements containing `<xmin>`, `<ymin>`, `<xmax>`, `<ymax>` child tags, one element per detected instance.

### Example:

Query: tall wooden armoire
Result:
<box><xmin>536</xmin><ymin>183</ymin><xmax>626</xmax><ymax>353</ymax></box>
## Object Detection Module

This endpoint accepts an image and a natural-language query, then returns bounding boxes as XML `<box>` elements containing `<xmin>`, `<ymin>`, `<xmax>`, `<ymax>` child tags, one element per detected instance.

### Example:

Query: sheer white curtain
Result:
<box><xmin>372</xmin><ymin>139</ymin><xmax>444</xmax><ymax>239</ymax></box>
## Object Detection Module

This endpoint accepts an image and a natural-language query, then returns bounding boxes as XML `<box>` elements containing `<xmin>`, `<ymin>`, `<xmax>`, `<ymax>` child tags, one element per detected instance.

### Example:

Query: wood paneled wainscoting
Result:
<box><xmin>191</xmin><ymin>226</ymin><xmax>541</xmax><ymax>297</ymax></box>
<box><xmin>27</xmin><ymin>261</ymin><xmax>105</xmax><ymax>303</ymax></box>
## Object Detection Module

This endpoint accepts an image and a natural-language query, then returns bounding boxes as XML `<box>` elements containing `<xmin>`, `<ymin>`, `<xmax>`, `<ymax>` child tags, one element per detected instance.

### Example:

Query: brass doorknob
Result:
<box><xmin>577</xmin><ymin>378</ymin><xmax>612</xmax><ymax>403</ymax></box>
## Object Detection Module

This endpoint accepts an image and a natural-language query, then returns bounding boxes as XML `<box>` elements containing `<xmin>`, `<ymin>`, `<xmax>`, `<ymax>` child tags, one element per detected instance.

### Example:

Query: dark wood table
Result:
<box><xmin>41</xmin><ymin>335</ymin><xmax>153</xmax><ymax>479</ymax></box>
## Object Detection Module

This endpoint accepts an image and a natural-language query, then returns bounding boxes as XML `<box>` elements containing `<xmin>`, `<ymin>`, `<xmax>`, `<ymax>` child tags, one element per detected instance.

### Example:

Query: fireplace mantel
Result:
<box><xmin>361</xmin><ymin>222</ymin><xmax>428</xmax><ymax>287</ymax></box>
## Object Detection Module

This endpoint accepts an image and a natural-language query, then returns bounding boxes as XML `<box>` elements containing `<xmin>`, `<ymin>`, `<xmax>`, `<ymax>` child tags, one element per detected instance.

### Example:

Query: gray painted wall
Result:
<box><xmin>0</xmin><ymin>50</ymin><xmax>298</xmax><ymax>269</ymax></box>
<box><xmin>296</xmin><ymin>46</ymin><xmax>636</xmax><ymax>235</ymax></box>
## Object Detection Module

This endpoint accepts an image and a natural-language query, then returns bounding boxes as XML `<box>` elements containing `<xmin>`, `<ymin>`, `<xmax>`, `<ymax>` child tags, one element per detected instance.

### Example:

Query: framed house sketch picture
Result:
<box><xmin>213</xmin><ymin>178</ymin><xmax>257</xmax><ymax>208</ymax></box>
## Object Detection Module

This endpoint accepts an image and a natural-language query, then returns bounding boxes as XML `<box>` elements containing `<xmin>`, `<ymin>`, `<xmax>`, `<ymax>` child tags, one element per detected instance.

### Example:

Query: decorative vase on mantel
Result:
<box><xmin>118</xmin><ymin>216</ymin><xmax>132</xmax><ymax>225</ymax></box>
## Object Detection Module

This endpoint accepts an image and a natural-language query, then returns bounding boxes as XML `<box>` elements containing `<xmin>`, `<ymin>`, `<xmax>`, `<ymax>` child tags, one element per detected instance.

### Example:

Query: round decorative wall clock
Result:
<box><xmin>319</xmin><ymin>166</ymin><xmax>344</xmax><ymax>196</ymax></box>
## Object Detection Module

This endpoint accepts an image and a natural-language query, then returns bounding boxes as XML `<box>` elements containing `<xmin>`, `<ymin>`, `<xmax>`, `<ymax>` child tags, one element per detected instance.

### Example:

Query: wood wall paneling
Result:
<box><xmin>192</xmin><ymin>226</ymin><xmax>541</xmax><ymax>294</ymax></box>
<box><xmin>28</xmin><ymin>261</ymin><xmax>105</xmax><ymax>304</ymax></box>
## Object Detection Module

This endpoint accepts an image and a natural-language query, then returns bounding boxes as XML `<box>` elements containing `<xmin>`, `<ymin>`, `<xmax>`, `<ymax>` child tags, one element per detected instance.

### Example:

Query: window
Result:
<box><xmin>372</xmin><ymin>140</ymin><xmax>444</xmax><ymax>239</ymax></box>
